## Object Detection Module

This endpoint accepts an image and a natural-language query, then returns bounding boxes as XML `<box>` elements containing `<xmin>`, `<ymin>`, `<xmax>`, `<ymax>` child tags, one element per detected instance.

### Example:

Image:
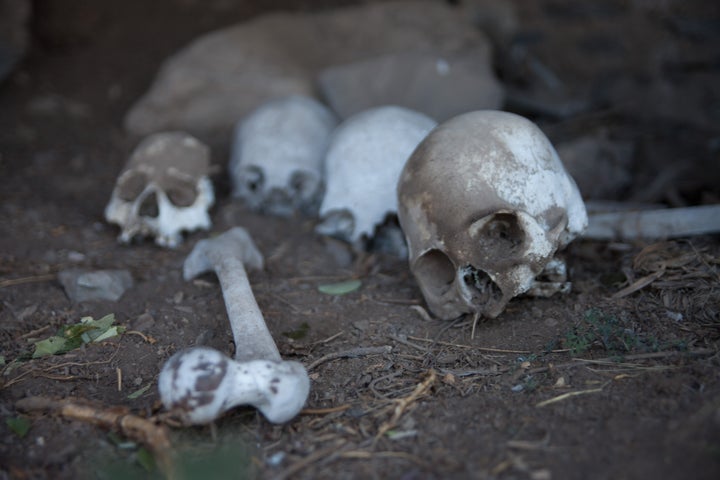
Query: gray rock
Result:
<box><xmin>124</xmin><ymin>1</ymin><xmax>498</xmax><ymax>139</ymax></box>
<box><xmin>0</xmin><ymin>0</ymin><xmax>31</xmax><ymax>83</ymax></box>
<box><xmin>58</xmin><ymin>269</ymin><xmax>134</xmax><ymax>303</ymax></box>
<box><xmin>317</xmin><ymin>51</ymin><xmax>503</xmax><ymax>122</ymax></box>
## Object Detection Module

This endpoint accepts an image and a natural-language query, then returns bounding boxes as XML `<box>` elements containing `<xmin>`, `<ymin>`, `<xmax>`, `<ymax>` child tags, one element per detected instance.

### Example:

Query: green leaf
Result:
<box><xmin>0</xmin><ymin>355</ymin><xmax>5</xmax><ymax>366</ymax></box>
<box><xmin>127</xmin><ymin>383</ymin><xmax>152</xmax><ymax>400</ymax></box>
<box><xmin>136</xmin><ymin>447</ymin><xmax>156</xmax><ymax>472</ymax></box>
<box><xmin>79</xmin><ymin>314</ymin><xmax>118</xmax><ymax>343</ymax></box>
<box><xmin>32</xmin><ymin>314</ymin><xmax>123</xmax><ymax>358</ymax></box>
<box><xmin>318</xmin><ymin>279</ymin><xmax>362</xmax><ymax>295</ymax></box>
<box><xmin>6</xmin><ymin>416</ymin><xmax>31</xmax><ymax>438</ymax></box>
<box><xmin>283</xmin><ymin>322</ymin><xmax>310</xmax><ymax>340</ymax></box>
<box><xmin>32</xmin><ymin>336</ymin><xmax>69</xmax><ymax>358</ymax></box>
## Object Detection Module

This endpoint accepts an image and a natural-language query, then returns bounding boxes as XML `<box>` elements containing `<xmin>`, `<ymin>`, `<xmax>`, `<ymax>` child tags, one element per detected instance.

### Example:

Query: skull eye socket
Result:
<box><xmin>243</xmin><ymin>167</ymin><xmax>264</xmax><ymax>194</ymax></box>
<box><xmin>413</xmin><ymin>249</ymin><xmax>455</xmax><ymax>295</ymax></box>
<box><xmin>117</xmin><ymin>171</ymin><xmax>148</xmax><ymax>201</ymax></box>
<box><xmin>289</xmin><ymin>171</ymin><xmax>318</xmax><ymax>198</ymax></box>
<box><xmin>471</xmin><ymin>212</ymin><xmax>525</xmax><ymax>255</ymax></box>
<box><xmin>165</xmin><ymin>182</ymin><xmax>198</xmax><ymax>207</ymax></box>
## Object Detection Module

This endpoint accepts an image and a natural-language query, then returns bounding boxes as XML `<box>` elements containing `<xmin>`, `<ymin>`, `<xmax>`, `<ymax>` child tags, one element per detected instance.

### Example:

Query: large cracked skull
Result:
<box><xmin>104</xmin><ymin>132</ymin><xmax>214</xmax><ymax>248</ymax></box>
<box><xmin>397</xmin><ymin>110</ymin><xmax>587</xmax><ymax>320</ymax></box>
<box><xmin>316</xmin><ymin>106</ymin><xmax>436</xmax><ymax>250</ymax></box>
<box><xmin>229</xmin><ymin>95</ymin><xmax>338</xmax><ymax>216</ymax></box>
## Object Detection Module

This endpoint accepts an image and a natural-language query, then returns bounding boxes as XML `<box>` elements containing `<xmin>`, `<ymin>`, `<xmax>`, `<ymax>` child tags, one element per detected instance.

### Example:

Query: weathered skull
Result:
<box><xmin>104</xmin><ymin>131</ymin><xmax>214</xmax><ymax>248</ymax></box>
<box><xmin>229</xmin><ymin>95</ymin><xmax>338</xmax><ymax>216</ymax></box>
<box><xmin>397</xmin><ymin>110</ymin><xmax>587</xmax><ymax>320</ymax></box>
<box><xmin>316</xmin><ymin>106</ymin><xmax>436</xmax><ymax>251</ymax></box>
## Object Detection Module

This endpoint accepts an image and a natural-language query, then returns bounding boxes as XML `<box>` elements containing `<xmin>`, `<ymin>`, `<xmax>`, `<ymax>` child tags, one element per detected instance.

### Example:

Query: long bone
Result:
<box><xmin>158</xmin><ymin>227</ymin><xmax>309</xmax><ymax>424</ymax></box>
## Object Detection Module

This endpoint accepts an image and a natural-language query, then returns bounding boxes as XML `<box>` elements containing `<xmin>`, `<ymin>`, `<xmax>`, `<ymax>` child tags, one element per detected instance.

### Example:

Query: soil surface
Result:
<box><xmin>1</xmin><ymin>1</ymin><xmax>719</xmax><ymax>479</ymax></box>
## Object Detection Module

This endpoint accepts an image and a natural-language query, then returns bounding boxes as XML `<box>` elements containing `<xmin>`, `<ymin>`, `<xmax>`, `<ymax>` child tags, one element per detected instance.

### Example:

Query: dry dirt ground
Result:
<box><xmin>1</xmin><ymin>1</ymin><xmax>720</xmax><ymax>479</ymax></box>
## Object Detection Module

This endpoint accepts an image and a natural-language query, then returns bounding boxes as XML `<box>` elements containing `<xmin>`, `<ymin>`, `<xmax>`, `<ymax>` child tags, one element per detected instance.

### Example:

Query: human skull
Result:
<box><xmin>229</xmin><ymin>95</ymin><xmax>338</xmax><ymax>216</ymax></box>
<box><xmin>397</xmin><ymin>110</ymin><xmax>587</xmax><ymax>320</ymax></box>
<box><xmin>104</xmin><ymin>131</ymin><xmax>214</xmax><ymax>248</ymax></box>
<box><xmin>316</xmin><ymin>106</ymin><xmax>436</xmax><ymax>251</ymax></box>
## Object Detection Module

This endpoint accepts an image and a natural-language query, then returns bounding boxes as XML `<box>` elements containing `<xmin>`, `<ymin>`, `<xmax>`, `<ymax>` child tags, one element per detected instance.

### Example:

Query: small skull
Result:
<box><xmin>316</xmin><ymin>106</ymin><xmax>436</xmax><ymax>251</ymax></box>
<box><xmin>397</xmin><ymin>110</ymin><xmax>587</xmax><ymax>320</ymax></box>
<box><xmin>229</xmin><ymin>95</ymin><xmax>338</xmax><ymax>216</ymax></box>
<box><xmin>104</xmin><ymin>131</ymin><xmax>214</xmax><ymax>248</ymax></box>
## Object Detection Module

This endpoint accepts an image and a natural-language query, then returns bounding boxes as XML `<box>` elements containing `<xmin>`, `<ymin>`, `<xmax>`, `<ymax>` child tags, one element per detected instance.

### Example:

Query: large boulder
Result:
<box><xmin>124</xmin><ymin>1</ymin><xmax>502</xmax><ymax>140</ymax></box>
<box><xmin>317</xmin><ymin>50</ymin><xmax>503</xmax><ymax>122</ymax></box>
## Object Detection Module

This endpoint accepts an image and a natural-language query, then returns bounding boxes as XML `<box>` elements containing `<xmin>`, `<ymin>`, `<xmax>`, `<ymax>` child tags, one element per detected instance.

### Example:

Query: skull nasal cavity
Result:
<box><xmin>476</xmin><ymin>213</ymin><xmax>524</xmax><ymax>253</ymax></box>
<box><xmin>139</xmin><ymin>192</ymin><xmax>160</xmax><ymax>218</ymax></box>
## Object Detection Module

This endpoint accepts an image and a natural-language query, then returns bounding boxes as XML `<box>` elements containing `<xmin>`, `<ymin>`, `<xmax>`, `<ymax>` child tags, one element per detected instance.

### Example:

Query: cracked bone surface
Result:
<box><xmin>316</xmin><ymin>106</ymin><xmax>436</xmax><ymax>250</ymax></box>
<box><xmin>104</xmin><ymin>131</ymin><xmax>214</xmax><ymax>248</ymax></box>
<box><xmin>397</xmin><ymin>110</ymin><xmax>587</xmax><ymax>320</ymax></box>
<box><xmin>229</xmin><ymin>95</ymin><xmax>338</xmax><ymax>216</ymax></box>
<box><xmin>158</xmin><ymin>227</ymin><xmax>309</xmax><ymax>424</ymax></box>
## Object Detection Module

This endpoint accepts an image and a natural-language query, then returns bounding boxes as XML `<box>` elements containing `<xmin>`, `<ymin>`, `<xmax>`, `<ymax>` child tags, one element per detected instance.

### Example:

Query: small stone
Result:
<box><xmin>544</xmin><ymin>317</ymin><xmax>558</xmax><ymax>327</ymax></box>
<box><xmin>67</xmin><ymin>251</ymin><xmax>86</xmax><ymax>262</ymax></box>
<box><xmin>133</xmin><ymin>312</ymin><xmax>155</xmax><ymax>331</ymax></box>
<box><xmin>58</xmin><ymin>268</ymin><xmax>133</xmax><ymax>302</ymax></box>
<box><xmin>173</xmin><ymin>291</ymin><xmax>184</xmax><ymax>304</ymax></box>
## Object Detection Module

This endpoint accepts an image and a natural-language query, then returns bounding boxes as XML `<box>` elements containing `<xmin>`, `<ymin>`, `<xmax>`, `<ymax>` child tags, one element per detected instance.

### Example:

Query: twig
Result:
<box><xmin>535</xmin><ymin>381</ymin><xmax>610</xmax><ymax>407</ymax></box>
<box><xmin>407</xmin><ymin>335</ymin><xmax>533</xmax><ymax>354</ymax></box>
<box><xmin>611</xmin><ymin>269</ymin><xmax>665</xmax><ymax>299</ymax></box>
<box><xmin>471</xmin><ymin>312</ymin><xmax>481</xmax><ymax>340</ymax></box>
<box><xmin>3</xmin><ymin>345</ymin><xmax>121</xmax><ymax>389</ymax></box>
<box><xmin>0</xmin><ymin>274</ymin><xmax>56</xmax><ymax>288</ymax></box>
<box><xmin>409</xmin><ymin>305</ymin><xmax>433</xmax><ymax>322</ymax></box>
<box><xmin>506</xmin><ymin>434</ymin><xmax>551</xmax><ymax>451</ymax></box>
<box><xmin>388</xmin><ymin>335</ymin><xmax>428</xmax><ymax>353</ymax></box>
<box><xmin>376</xmin><ymin>369</ymin><xmax>437</xmax><ymax>440</ymax></box>
<box><xmin>308</xmin><ymin>346</ymin><xmax>392</xmax><ymax>371</ymax></box>
<box><xmin>439</xmin><ymin>366</ymin><xmax>508</xmax><ymax>378</ymax></box>
<box><xmin>309</xmin><ymin>331</ymin><xmax>344</xmax><ymax>346</ymax></box>
<box><xmin>18</xmin><ymin>325</ymin><xmax>52</xmax><ymax>340</ymax></box>
<box><xmin>125</xmin><ymin>330</ymin><xmax>157</xmax><ymax>344</ymax></box>
<box><xmin>15</xmin><ymin>396</ymin><xmax>176</xmax><ymax>478</ymax></box>
<box><xmin>371</xmin><ymin>297</ymin><xmax>422</xmax><ymax>306</ymax></box>
<box><xmin>301</xmin><ymin>404</ymin><xmax>352</xmax><ymax>415</ymax></box>
<box><xmin>526</xmin><ymin>347</ymin><xmax>717</xmax><ymax>376</ymax></box>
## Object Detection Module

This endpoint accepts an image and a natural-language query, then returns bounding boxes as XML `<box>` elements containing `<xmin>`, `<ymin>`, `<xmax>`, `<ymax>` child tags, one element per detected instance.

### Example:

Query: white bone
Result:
<box><xmin>583</xmin><ymin>204</ymin><xmax>720</xmax><ymax>240</ymax></box>
<box><xmin>104</xmin><ymin>131</ymin><xmax>214</xmax><ymax>248</ymax></box>
<box><xmin>397</xmin><ymin>110</ymin><xmax>587</xmax><ymax>320</ymax></box>
<box><xmin>158</xmin><ymin>227</ymin><xmax>309</xmax><ymax>424</ymax></box>
<box><xmin>229</xmin><ymin>95</ymin><xmax>337</xmax><ymax>216</ymax></box>
<box><xmin>317</xmin><ymin>106</ymin><xmax>436</xmax><ymax>246</ymax></box>
<box><xmin>158</xmin><ymin>347</ymin><xmax>309</xmax><ymax>424</ymax></box>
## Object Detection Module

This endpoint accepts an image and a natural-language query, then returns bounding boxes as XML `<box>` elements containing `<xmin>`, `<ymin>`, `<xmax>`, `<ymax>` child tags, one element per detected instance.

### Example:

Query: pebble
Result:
<box><xmin>58</xmin><ymin>268</ymin><xmax>133</xmax><ymax>302</ymax></box>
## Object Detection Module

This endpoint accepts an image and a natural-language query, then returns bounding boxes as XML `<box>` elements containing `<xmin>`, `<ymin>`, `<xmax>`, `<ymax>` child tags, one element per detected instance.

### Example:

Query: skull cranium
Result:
<box><xmin>397</xmin><ymin>110</ymin><xmax>587</xmax><ymax>320</ymax></box>
<box><xmin>104</xmin><ymin>131</ymin><xmax>214</xmax><ymax>248</ymax></box>
<box><xmin>316</xmin><ymin>106</ymin><xmax>436</xmax><ymax>251</ymax></box>
<box><xmin>229</xmin><ymin>95</ymin><xmax>338</xmax><ymax>216</ymax></box>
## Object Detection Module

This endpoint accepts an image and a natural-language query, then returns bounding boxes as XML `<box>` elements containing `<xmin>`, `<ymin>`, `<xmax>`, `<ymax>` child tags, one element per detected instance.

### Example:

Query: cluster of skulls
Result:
<box><xmin>105</xmin><ymin>96</ymin><xmax>587</xmax><ymax>320</ymax></box>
